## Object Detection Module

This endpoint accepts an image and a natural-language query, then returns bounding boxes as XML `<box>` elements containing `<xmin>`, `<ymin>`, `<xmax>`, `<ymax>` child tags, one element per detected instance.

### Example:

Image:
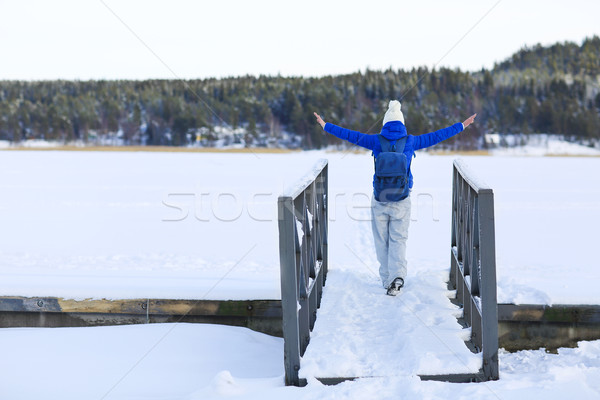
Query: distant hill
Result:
<box><xmin>1</xmin><ymin>37</ymin><xmax>599</xmax><ymax>150</ymax></box>
<box><xmin>489</xmin><ymin>36</ymin><xmax>600</xmax><ymax>106</ymax></box>
<box><xmin>494</xmin><ymin>36</ymin><xmax>600</xmax><ymax>77</ymax></box>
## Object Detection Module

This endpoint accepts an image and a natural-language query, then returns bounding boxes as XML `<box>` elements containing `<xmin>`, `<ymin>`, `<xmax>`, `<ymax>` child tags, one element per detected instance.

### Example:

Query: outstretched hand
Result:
<box><xmin>463</xmin><ymin>113</ymin><xmax>477</xmax><ymax>129</ymax></box>
<box><xmin>313</xmin><ymin>112</ymin><xmax>326</xmax><ymax>130</ymax></box>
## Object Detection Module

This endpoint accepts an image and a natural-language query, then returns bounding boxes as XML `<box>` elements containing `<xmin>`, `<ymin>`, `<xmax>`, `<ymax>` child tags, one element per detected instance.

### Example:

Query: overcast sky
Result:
<box><xmin>1</xmin><ymin>0</ymin><xmax>599</xmax><ymax>81</ymax></box>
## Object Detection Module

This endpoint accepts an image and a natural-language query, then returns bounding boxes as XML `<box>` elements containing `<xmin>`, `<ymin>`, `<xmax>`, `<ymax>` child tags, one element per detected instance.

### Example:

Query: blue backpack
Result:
<box><xmin>374</xmin><ymin>135</ymin><xmax>410</xmax><ymax>202</ymax></box>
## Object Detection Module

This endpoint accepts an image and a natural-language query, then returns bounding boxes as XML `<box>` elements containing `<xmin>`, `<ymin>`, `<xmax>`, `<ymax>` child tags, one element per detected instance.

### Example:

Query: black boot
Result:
<box><xmin>386</xmin><ymin>277</ymin><xmax>404</xmax><ymax>296</ymax></box>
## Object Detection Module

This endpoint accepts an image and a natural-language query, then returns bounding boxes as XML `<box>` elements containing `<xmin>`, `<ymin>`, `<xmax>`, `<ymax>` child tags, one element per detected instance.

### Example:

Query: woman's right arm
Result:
<box><xmin>313</xmin><ymin>112</ymin><xmax>377</xmax><ymax>150</ymax></box>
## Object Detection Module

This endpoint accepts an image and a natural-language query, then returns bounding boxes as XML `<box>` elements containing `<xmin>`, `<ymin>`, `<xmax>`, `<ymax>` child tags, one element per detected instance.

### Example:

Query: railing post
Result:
<box><xmin>479</xmin><ymin>190</ymin><xmax>499</xmax><ymax>380</ymax></box>
<box><xmin>322</xmin><ymin>163</ymin><xmax>329</xmax><ymax>286</ymax></box>
<box><xmin>278</xmin><ymin>196</ymin><xmax>301</xmax><ymax>386</ymax></box>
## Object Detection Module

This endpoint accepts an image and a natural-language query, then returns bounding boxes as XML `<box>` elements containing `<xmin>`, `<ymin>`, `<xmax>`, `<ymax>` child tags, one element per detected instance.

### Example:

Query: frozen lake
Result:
<box><xmin>1</xmin><ymin>150</ymin><xmax>599</xmax><ymax>304</ymax></box>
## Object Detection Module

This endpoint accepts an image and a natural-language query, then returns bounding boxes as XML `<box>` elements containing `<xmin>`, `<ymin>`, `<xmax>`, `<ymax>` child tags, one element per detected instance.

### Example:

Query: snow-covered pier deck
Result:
<box><xmin>298</xmin><ymin>265</ymin><xmax>483</xmax><ymax>383</ymax></box>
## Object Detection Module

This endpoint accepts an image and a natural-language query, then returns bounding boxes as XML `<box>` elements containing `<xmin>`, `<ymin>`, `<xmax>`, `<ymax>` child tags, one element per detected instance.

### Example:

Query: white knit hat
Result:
<box><xmin>382</xmin><ymin>100</ymin><xmax>405</xmax><ymax>126</ymax></box>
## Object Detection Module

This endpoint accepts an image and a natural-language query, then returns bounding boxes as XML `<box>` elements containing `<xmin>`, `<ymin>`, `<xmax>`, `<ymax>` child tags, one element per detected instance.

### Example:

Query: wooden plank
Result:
<box><xmin>59</xmin><ymin>298</ymin><xmax>149</xmax><ymax>314</ymax></box>
<box><xmin>0</xmin><ymin>296</ymin><xmax>283</xmax><ymax>337</ymax></box>
<box><xmin>0</xmin><ymin>296</ymin><xmax>282</xmax><ymax>318</ymax></box>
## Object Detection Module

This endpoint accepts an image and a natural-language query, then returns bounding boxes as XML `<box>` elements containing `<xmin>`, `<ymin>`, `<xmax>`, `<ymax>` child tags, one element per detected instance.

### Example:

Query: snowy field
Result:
<box><xmin>1</xmin><ymin>149</ymin><xmax>600</xmax><ymax>399</ymax></box>
<box><xmin>1</xmin><ymin>149</ymin><xmax>599</xmax><ymax>304</ymax></box>
<box><xmin>0</xmin><ymin>324</ymin><xmax>598</xmax><ymax>399</ymax></box>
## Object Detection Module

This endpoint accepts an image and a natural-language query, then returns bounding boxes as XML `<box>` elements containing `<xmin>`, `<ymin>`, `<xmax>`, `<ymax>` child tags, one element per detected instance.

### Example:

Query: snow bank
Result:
<box><xmin>0</xmin><ymin>322</ymin><xmax>599</xmax><ymax>399</ymax></box>
<box><xmin>491</xmin><ymin>134</ymin><xmax>600</xmax><ymax>156</ymax></box>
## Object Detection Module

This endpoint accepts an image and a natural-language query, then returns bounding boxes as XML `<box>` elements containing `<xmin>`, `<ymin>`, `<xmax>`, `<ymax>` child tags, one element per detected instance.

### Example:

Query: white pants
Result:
<box><xmin>371</xmin><ymin>195</ymin><xmax>411</xmax><ymax>289</ymax></box>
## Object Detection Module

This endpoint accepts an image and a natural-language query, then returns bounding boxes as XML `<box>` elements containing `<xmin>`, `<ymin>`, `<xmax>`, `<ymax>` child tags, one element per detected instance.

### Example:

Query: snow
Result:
<box><xmin>282</xmin><ymin>158</ymin><xmax>327</xmax><ymax>198</ymax></box>
<box><xmin>453</xmin><ymin>157</ymin><xmax>492</xmax><ymax>192</ymax></box>
<box><xmin>0</xmin><ymin>323</ymin><xmax>599</xmax><ymax>399</ymax></box>
<box><xmin>0</xmin><ymin>323</ymin><xmax>283</xmax><ymax>400</ymax></box>
<box><xmin>1</xmin><ymin>148</ymin><xmax>600</xmax><ymax>399</ymax></box>
<box><xmin>1</xmin><ymin>150</ymin><xmax>599</xmax><ymax>304</ymax></box>
<box><xmin>295</xmin><ymin>215</ymin><xmax>304</xmax><ymax>244</ymax></box>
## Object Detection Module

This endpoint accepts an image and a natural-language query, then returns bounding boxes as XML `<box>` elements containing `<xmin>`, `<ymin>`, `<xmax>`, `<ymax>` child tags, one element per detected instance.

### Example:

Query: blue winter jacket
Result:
<box><xmin>324</xmin><ymin>120</ymin><xmax>464</xmax><ymax>189</ymax></box>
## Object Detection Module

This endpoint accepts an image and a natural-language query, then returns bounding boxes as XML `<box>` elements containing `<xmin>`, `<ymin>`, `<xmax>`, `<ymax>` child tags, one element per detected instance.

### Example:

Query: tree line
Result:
<box><xmin>1</xmin><ymin>36</ymin><xmax>599</xmax><ymax>149</ymax></box>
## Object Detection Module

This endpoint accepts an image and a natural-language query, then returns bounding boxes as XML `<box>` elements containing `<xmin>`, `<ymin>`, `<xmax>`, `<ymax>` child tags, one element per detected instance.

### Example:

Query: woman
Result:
<box><xmin>314</xmin><ymin>101</ymin><xmax>476</xmax><ymax>295</ymax></box>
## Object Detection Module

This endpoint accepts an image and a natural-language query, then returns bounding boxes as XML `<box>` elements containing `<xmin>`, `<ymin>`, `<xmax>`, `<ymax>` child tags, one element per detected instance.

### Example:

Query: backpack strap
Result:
<box><xmin>378</xmin><ymin>135</ymin><xmax>392</xmax><ymax>152</ymax></box>
<box><xmin>397</xmin><ymin>136</ymin><xmax>407</xmax><ymax>152</ymax></box>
